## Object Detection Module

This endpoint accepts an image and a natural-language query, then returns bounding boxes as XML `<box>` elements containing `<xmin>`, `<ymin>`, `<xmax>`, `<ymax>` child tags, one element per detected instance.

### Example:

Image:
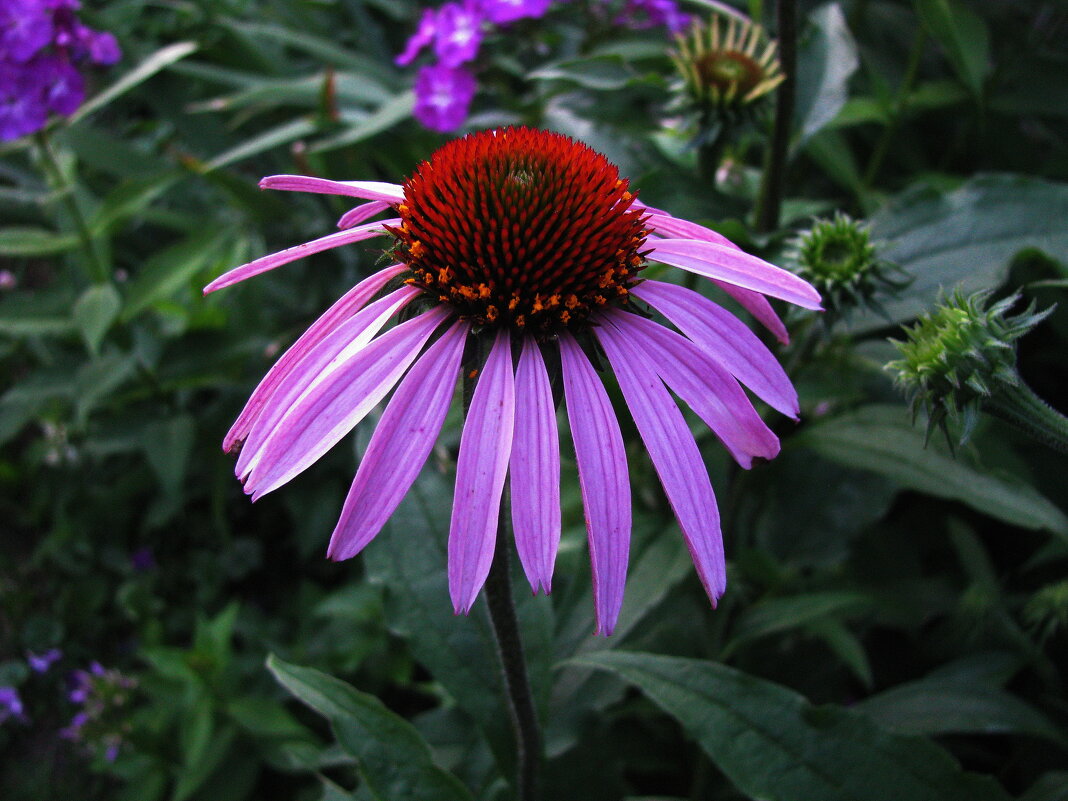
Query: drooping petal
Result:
<box><xmin>236</xmin><ymin>285</ymin><xmax>421</xmax><ymax>479</ymax></box>
<box><xmin>559</xmin><ymin>332</ymin><xmax>630</xmax><ymax>636</ymax></box>
<box><xmin>632</xmin><ymin>280</ymin><xmax>798</xmax><ymax>418</ymax></box>
<box><xmin>337</xmin><ymin>200</ymin><xmax>391</xmax><ymax>229</ymax></box>
<box><xmin>645</xmin><ymin>238</ymin><xmax>823</xmax><ymax>310</ymax></box>
<box><xmin>607</xmin><ymin>310</ymin><xmax>780</xmax><ymax>467</ymax></box>
<box><xmin>714</xmin><ymin>282</ymin><xmax>791</xmax><ymax>345</ymax></box>
<box><xmin>327</xmin><ymin>318</ymin><xmax>469</xmax><ymax>561</ymax></box>
<box><xmin>595</xmin><ymin>316</ymin><xmax>727</xmax><ymax>604</ymax></box>
<box><xmin>510</xmin><ymin>336</ymin><xmax>561</xmax><ymax>595</ymax></box>
<box><xmin>204</xmin><ymin>219</ymin><xmax>399</xmax><ymax>294</ymax></box>
<box><xmin>244</xmin><ymin>306</ymin><xmax>450</xmax><ymax>498</ymax></box>
<box><xmin>449</xmin><ymin>329</ymin><xmax>516</xmax><ymax>614</ymax></box>
<box><xmin>259</xmin><ymin>175</ymin><xmax>405</xmax><ymax>203</ymax></box>
<box><xmin>643</xmin><ymin>210</ymin><xmax>740</xmax><ymax>251</ymax></box>
<box><xmin>224</xmin><ymin>263</ymin><xmax>408</xmax><ymax>452</ymax></box>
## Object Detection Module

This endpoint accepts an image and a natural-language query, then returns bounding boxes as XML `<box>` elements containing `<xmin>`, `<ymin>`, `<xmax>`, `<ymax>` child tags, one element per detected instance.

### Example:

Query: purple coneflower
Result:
<box><xmin>206</xmin><ymin>127</ymin><xmax>820</xmax><ymax>634</ymax></box>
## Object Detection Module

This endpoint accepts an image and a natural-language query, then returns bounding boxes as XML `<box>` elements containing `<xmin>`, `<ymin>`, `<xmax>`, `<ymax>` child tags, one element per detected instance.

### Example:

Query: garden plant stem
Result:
<box><xmin>484</xmin><ymin>486</ymin><xmax>542</xmax><ymax>801</ymax></box>
<box><xmin>755</xmin><ymin>0</ymin><xmax>797</xmax><ymax>233</ymax></box>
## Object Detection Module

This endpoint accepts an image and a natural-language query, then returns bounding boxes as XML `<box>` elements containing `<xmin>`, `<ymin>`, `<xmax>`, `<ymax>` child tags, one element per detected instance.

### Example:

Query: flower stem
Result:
<box><xmin>755</xmin><ymin>0</ymin><xmax>797</xmax><ymax>233</ymax></box>
<box><xmin>34</xmin><ymin>131</ymin><xmax>107</xmax><ymax>285</ymax></box>
<box><xmin>984</xmin><ymin>381</ymin><xmax>1068</xmax><ymax>454</ymax></box>
<box><xmin>484</xmin><ymin>485</ymin><xmax>542</xmax><ymax>801</ymax></box>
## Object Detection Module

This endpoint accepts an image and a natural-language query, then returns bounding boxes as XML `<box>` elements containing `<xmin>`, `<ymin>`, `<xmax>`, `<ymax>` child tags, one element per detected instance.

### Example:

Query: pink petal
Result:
<box><xmin>595</xmin><ymin>317</ymin><xmax>727</xmax><ymax>605</ymax></box>
<box><xmin>259</xmin><ymin>175</ymin><xmax>405</xmax><ymax>203</ymax></box>
<box><xmin>509</xmin><ymin>337</ymin><xmax>561</xmax><ymax>596</ymax></box>
<box><xmin>559</xmin><ymin>332</ymin><xmax>630</xmax><ymax>636</ymax></box>
<box><xmin>337</xmin><ymin>200</ymin><xmax>391</xmax><ymax>229</ymax></box>
<box><xmin>327</xmin><ymin>318</ymin><xmax>469</xmax><ymax>561</ymax></box>
<box><xmin>606</xmin><ymin>310</ymin><xmax>780</xmax><ymax>468</ymax></box>
<box><xmin>643</xmin><ymin>211</ymin><xmax>741</xmax><ymax>251</ymax></box>
<box><xmin>244</xmin><ymin>306</ymin><xmax>450</xmax><ymax>498</ymax></box>
<box><xmin>224</xmin><ymin>263</ymin><xmax>408</xmax><ymax>452</ymax></box>
<box><xmin>714</xmin><ymin>282</ymin><xmax>791</xmax><ymax>345</ymax></box>
<box><xmin>449</xmin><ymin>330</ymin><xmax>516</xmax><ymax>615</ymax></box>
<box><xmin>632</xmin><ymin>280</ymin><xmax>798</xmax><ymax>418</ymax></box>
<box><xmin>645</xmin><ymin>238</ymin><xmax>823</xmax><ymax>310</ymax></box>
<box><xmin>203</xmin><ymin>219</ymin><xmax>399</xmax><ymax>294</ymax></box>
<box><xmin>236</xmin><ymin>285</ymin><xmax>421</xmax><ymax>479</ymax></box>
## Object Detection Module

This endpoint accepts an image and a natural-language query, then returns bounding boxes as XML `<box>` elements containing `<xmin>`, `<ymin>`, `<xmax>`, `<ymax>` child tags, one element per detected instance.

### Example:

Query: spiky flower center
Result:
<box><xmin>390</xmin><ymin>127</ymin><xmax>649</xmax><ymax>334</ymax></box>
<box><xmin>796</xmin><ymin>216</ymin><xmax>876</xmax><ymax>283</ymax></box>
<box><xmin>697</xmin><ymin>51</ymin><xmax>764</xmax><ymax>97</ymax></box>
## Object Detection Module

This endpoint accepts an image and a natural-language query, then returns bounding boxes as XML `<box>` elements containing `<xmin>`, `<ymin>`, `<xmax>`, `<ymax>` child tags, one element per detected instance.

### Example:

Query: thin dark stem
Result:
<box><xmin>755</xmin><ymin>0</ymin><xmax>797</xmax><ymax>234</ymax></box>
<box><xmin>484</xmin><ymin>485</ymin><xmax>542</xmax><ymax>801</ymax></box>
<box><xmin>863</xmin><ymin>26</ymin><xmax>925</xmax><ymax>188</ymax></box>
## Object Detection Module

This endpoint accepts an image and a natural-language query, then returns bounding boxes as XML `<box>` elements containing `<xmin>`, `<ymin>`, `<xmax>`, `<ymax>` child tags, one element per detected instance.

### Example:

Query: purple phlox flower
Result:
<box><xmin>104</xmin><ymin>738</ymin><xmax>121</xmax><ymax>762</ymax></box>
<box><xmin>60</xmin><ymin>710</ymin><xmax>89</xmax><ymax>740</ymax></box>
<box><xmin>477</xmin><ymin>0</ymin><xmax>552</xmax><ymax>25</ymax></box>
<box><xmin>0</xmin><ymin>686</ymin><xmax>27</xmax><ymax>724</ymax></box>
<box><xmin>0</xmin><ymin>270</ymin><xmax>17</xmax><ymax>290</ymax></box>
<box><xmin>27</xmin><ymin>647</ymin><xmax>63</xmax><ymax>673</ymax></box>
<box><xmin>395</xmin><ymin>7</ymin><xmax>438</xmax><ymax>66</ymax></box>
<box><xmin>413</xmin><ymin>63</ymin><xmax>477</xmax><ymax>132</ymax></box>
<box><xmin>434</xmin><ymin>1</ymin><xmax>485</xmax><ymax>67</ymax></box>
<box><xmin>0</xmin><ymin>0</ymin><xmax>120</xmax><ymax>140</ymax></box>
<box><xmin>204</xmin><ymin>128</ymin><xmax>820</xmax><ymax>635</ymax></box>
<box><xmin>0</xmin><ymin>0</ymin><xmax>54</xmax><ymax>63</ymax></box>
<box><xmin>614</xmin><ymin>0</ymin><xmax>690</xmax><ymax>32</ymax></box>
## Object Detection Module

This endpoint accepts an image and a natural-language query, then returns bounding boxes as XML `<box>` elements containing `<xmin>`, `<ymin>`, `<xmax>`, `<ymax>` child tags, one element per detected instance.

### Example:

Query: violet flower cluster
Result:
<box><xmin>61</xmin><ymin>661</ymin><xmax>137</xmax><ymax>763</ymax></box>
<box><xmin>397</xmin><ymin>0</ymin><xmax>688</xmax><ymax>132</ymax></box>
<box><xmin>0</xmin><ymin>0</ymin><xmax>120</xmax><ymax>141</ymax></box>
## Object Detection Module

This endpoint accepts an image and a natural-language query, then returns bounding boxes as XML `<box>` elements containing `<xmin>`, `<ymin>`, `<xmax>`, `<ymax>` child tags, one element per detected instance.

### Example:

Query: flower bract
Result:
<box><xmin>205</xmin><ymin>127</ymin><xmax>821</xmax><ymax>634</ymax></box>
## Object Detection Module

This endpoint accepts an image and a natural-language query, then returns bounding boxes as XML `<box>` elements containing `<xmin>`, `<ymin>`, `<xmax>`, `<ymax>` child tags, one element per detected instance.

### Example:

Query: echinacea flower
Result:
<box><xmin>206</xmin><ymin>127</ymin><xmax>820</xmax><ymax>634</ymax></box>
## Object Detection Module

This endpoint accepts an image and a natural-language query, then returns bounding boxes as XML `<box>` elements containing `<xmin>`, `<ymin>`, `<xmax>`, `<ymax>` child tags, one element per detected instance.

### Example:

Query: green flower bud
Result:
<box><xmin>887</xmin><ymin>289</ymin><xmax>1064</xmax><ymax>450</ymax></box>
<box><xmin>788</xmin><ymin>213</ymin><xmax>909</xmax><ymax>325</ymax></box>
<box><xmin>670</xmin><ymin>14</ymin><xmax>784</xmax><ymax>150</ymax></box>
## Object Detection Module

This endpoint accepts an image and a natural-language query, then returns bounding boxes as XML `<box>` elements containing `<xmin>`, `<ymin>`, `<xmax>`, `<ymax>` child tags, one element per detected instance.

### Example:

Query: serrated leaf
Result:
<box><xmin>859</xmin><ymin>174</ymin><xmax>1068</xmax><ymax>329</ymax></box>
<box><xmin>796</xmin><ymin>405</ymin><xmax>1068</xmax><ymax>541</ymax></box>
<box><xmin>267</xmin><ymin>655</ymin><xmax>475</xmax><ymax>801</ymax></box>
<box><xmin>73</xmin><ymin>283</ymin><xmax>121</xmax><ymax>355</ymax></box>
<box><xmin>578</xmin><ymin>651</ymin><xmax>1013</xmax><ymax>801</ymax></box>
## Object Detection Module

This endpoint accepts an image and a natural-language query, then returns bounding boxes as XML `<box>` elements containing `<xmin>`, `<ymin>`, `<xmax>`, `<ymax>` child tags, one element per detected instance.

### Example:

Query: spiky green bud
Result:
<box><xmin>788</xmin><ymin>213</ymin><xmax>909</xmax><ymax>325</ymax></box>
<box><xmin>887</xmin><ymin>289</ymin><xmax>1063</xmax><ymax>449</ymax></box>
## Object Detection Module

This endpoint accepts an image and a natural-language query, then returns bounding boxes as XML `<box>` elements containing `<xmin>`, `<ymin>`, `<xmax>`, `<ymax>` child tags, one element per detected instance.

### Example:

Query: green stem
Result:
<box><xmin>984</xmin><ymin>381</ymin><xmax>1068</xmax><ymax>454</ymax></box>
<box><xmin>862</xmin><ymin>26</ymin><xmax>924</xmax><ymax>188</ymax></box>
<box><xmin>755</xmin><ymin>0</ymin><xmax>797</xmax><ymax>234</ymax></box>
<box><xmin>484</xmin><ymin>485</ymin><xmax>542</xmax><ymax>801</ymax></box>
<box><xmin>34</xmin><ymin>131</ymin><xmax>107</xmax><ymax>285</ymax></box>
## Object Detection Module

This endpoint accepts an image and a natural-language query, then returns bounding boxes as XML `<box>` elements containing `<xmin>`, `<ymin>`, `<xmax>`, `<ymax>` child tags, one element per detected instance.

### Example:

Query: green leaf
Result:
<box><xmin>206</xmin><ymin>117</ymin><xmax>319</xmax><ymax>171</ymax></box>
<box><xmin>529</xmin><ymin>55</ymin><xmax>657</xmax><ymax>91</ymax></box>
<box><xmin>724</xmin><ymin>591</ymin><xmax>875</xmax><ymax>657</ymax></box>
<box><xmin>267</xmin><ymin>655</ymin><xmax>475</xmax><ymax>801</ymax></box>
<box><xmin>857</xmin><ymin>175</ymin><xmax>1068</xmax><ymax>328</ymax></box>
<box><xmin>856</xmin><ymin>678</ymin><xmax>1068</xmax><ymax>747</ymax></box>
<box><xmin>89</xmin><ymin>172</ymin><xmax>183</xmax><ymax>235</ymax></box>
<box><xmin>307</xmin><ymin>92</ymin><xmax>414</xmax><ymax>154</ymax></box>
<box><xmin>577</xmin><ymin>651</ymin><xmax>1013</xmax><ymax>801</ymax></box>
<box><xmin>914</xmin><ymin>0</ymin><xmax>990</xmax><ymax>97</ymax></box>
<box><xmin>0</xmin><ymin>226</ymin><xmax>80</xmax><ymax>257</ymax></box>
<box><xmin>70</xmin><ymin>41</ymin><xmax>198</xmax><ymax>123</ymax></box>
<box><xmin>72</xmin><ymin>283</ymin><xmax>121</xmax><ymax>355</ymax></box>
<box><xmin>121</xmin><ymin>226</ymin><xmax>230</xmax><ymax>320</ymax></box>
<box><xmin>796</xmin><ymin>405</ymin><xmax>1068</xmax><ymax>541</ymax></box>
<box><xmin>795</xmin><ymin>3</ymin><xmax>860</xmax><ymax>143</ymax></box>
<box><xmin>140</xmin><ymin>414</ymin><xmax>196</xmax><ymax>497</ymax></box>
